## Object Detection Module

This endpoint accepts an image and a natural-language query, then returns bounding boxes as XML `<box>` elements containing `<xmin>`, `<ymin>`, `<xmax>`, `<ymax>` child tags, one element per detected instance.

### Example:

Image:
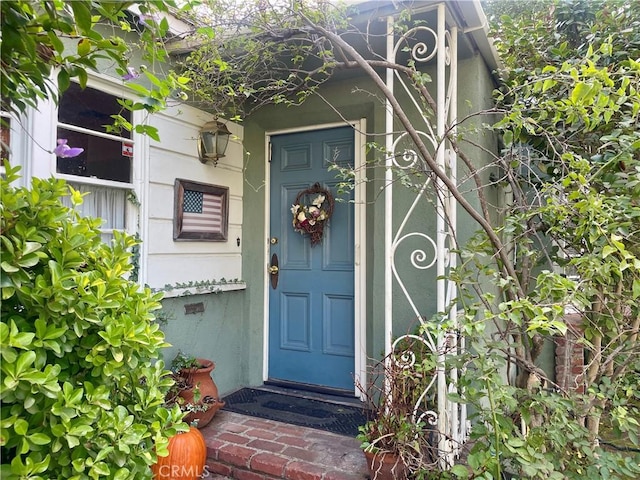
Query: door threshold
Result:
<box><xmin>263</xmin><ymin>380</ymin><xmax>361</xmax><ymax>406</ymax></box>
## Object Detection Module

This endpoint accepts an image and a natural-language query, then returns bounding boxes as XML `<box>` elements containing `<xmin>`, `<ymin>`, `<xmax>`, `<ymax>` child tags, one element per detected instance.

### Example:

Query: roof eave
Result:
<box><xmin>450</xmin><ymin>0</ymin><xmax>503</xmax><ymax>74</ymax></box>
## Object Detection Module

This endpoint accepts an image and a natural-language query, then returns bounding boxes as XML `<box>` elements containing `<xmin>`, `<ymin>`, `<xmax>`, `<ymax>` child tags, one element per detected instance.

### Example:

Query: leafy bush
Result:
<box><xmin>0</xmin><ymin>165</ymin><xmax>186</xmax><ymax>479</ymax></box>
<box><xmin>451</xmin><ymin>344</ymin><xmax>640</xmax><ymax>480</ymax></box>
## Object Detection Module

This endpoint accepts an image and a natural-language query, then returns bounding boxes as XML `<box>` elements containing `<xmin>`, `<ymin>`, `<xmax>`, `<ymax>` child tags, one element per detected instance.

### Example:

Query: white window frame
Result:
<box><xmin>54</xmin><ymin>74</ymin><xmax>145</xmax><ymax>240</ymax></box>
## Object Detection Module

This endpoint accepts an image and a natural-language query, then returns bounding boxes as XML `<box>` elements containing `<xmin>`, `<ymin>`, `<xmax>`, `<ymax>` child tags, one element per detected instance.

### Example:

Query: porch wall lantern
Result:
<box><xmin>198</xmin><ymin>119</ymin><xmax>231</xmax><ymax>166</ymax></box>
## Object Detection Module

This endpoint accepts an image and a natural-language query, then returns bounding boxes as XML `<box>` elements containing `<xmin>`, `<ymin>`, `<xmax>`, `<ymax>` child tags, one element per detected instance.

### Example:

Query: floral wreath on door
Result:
<box><xmin>290</xmin><ymin>182</ymin><xmax>334</xmax><ymax>246</ymax></box>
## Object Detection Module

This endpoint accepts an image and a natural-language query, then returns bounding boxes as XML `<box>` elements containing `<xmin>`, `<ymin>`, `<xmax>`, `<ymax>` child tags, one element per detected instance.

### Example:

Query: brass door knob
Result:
<box><xmin>269</xmin><ymin>253</ymin><xmax>279</xmax><ymax>289</ymax></box>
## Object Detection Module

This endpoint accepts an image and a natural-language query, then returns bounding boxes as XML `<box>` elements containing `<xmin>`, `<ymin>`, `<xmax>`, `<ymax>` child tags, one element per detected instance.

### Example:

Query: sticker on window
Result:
<box><xmin>122</xmin><ymin>142</ymin><xmax>133</xmax><ymax>157</ymax></box>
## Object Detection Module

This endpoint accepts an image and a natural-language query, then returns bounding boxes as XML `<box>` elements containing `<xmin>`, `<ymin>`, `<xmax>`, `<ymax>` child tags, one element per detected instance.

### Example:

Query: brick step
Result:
<box><xmin>201</xmin><ymin>410</ymin><xmax>368</xmax><ymax>480</ymax></box>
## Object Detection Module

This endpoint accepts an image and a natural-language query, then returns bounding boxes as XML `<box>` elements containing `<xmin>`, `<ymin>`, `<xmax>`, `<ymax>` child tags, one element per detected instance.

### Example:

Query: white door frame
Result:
<box><xmin>262</xmin><ymin>119</ymin><xmax>367</xmax><ymax>396</ymax></box>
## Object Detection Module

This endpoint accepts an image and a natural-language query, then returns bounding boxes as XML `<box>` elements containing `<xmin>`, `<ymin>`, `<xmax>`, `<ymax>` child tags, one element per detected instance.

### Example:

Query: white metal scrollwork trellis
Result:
<box><xmin>384</xmin><ymin>3</ymin><xmax>466</xmax><ymax>469</ymax></box>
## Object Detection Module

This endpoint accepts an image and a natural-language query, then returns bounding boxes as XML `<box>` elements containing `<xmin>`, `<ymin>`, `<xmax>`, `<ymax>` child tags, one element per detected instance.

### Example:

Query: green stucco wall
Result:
<box><xmin>242</xmin><ymin>74</ymin><xmax>382</xmax><ymax>385</ymax></box>
<box><xmin>159</xmin><ymin>291</ymin><xmax>247</xmax><ymax>396</ymax></box>
<box><xmin>237</xmin><ymin>52</ymin><xmax>503</xmax><ymax>386</ymax></box>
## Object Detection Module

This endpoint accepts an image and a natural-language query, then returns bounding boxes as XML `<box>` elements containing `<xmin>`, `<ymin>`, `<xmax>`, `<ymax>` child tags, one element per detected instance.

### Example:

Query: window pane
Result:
<box><xmin>59</xmin><ymin>83</ymin><xmax>131</xmax><ymax>135</ymax></box>
<box><xmin>56</xmin><ymin>127</ymin><xmax>132</xmax><ymax>183</ymax></box>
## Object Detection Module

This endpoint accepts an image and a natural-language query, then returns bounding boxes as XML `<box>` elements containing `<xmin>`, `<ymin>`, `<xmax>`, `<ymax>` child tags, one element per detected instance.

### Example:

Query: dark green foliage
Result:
<box><xmin>175</xmin><ymin>0</ymin><xmax>349</xmax><ymax>121</ymax></box>
<box><xmin>443</xmin><ymin>1</ymin><xmax>640</xmax><ymax>478</ymax></box>
<box><xmin>169</xmin><ymin>351</ymin><xmax>201</xmax><ymax>372</ymax></box>
<box><xmin>0</xmin><ymin>165</ymin><xmax>186</xmax><ymax>479</ymax></box>
<box><xmin>0</xmin><ymin>0</ymin><xmax>192</xmax><ymax>138</ymax></box>
<box><xmin>449</xmin><ymin>342</ymin><xmax>640</xmax><ymax>479</ymax></box>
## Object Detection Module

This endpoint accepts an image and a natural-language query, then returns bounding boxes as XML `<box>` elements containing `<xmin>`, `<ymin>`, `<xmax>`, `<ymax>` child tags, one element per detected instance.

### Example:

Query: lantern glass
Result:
<box><xmin>215</xmin><ymin>130</ymin><xmax>230</xmax><ymax>157</ymax></box>
<box><xmin>199</xmin><ymin>120</ymin><xmax>231</xmax><ymax>163</ymax></box>
<box><xmin>201</xmin><ymin>131</ymin><xmax>216</xmax><ymax>156</ymax></box>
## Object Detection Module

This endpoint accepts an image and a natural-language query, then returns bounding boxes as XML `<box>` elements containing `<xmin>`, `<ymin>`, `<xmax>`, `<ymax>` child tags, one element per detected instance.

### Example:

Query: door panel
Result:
<box><xmin>268</xmin><ymin>126</ymin><xmax>355</xmax><ymax>391</ymax></box>
<box><xmin>323</xmin><ymin>294</ymin><xmax>354</xmax><ymax>356</ymax></box>
<box><xmin>281</xmin><ymin>293</ymin><xmax>310</xmax><ymax>351</ymax></box>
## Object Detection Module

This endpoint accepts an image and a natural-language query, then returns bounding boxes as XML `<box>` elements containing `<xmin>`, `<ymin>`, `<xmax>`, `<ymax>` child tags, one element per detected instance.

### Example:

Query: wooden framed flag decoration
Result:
<box><xmin>173</xmin><ymin>179</ymin><xmax>229</xmax><ymax>241</ymax></box>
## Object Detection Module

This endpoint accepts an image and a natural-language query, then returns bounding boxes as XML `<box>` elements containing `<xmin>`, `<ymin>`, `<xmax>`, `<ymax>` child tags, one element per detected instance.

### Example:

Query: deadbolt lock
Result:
<box><xmin>270</xmin><ymin>237</ymin><xmax>279</xmax><ymax>245</ymax></box>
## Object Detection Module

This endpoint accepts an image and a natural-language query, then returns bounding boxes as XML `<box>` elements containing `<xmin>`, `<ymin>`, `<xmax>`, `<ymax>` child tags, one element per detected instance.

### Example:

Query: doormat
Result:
<box><xmin>221</xmin><ymin>388</ymin><xmax>367</xmax><ymax>437</ymax></box>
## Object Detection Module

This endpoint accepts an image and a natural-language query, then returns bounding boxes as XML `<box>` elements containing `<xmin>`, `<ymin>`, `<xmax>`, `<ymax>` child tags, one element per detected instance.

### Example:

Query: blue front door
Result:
<box><xmin>268</xmin><ymin>126</ymin><xmax>355</xmax><ymax>392</ymax></box>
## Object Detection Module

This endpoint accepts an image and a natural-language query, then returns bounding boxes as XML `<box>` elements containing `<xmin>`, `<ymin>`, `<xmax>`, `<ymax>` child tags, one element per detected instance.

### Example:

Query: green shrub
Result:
<box><xmin>0</xmin><ymin>164</ymin><xmax>186</xmax><ymax>479</ymax></box>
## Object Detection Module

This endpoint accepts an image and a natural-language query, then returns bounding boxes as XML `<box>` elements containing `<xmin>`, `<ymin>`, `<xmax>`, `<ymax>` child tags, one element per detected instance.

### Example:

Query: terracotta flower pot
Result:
<box><xmin>179</xmin><ymin>359</ymin><xmax>219</xmax><ymax>399</ymax></box>
<box><xmin>178</xmin><ymin>358</ymin><xmax>225</xmax><ymax>428</ymax></box>
<box><xmin>364</xmin><ymin>450</ymin><xmax>407</xmax><ymax>480</ymax></box>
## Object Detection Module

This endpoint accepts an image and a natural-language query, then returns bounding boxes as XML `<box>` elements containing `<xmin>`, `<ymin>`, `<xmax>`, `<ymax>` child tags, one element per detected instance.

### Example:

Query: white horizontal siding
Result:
<box><xmin>148</xmin><ymin>151</ymin><xmax>244</xmax><ymax>190</ymax></box>
<box><xmin>146</xmin><ymin>219</ymin><xmax>242</xmax><ymax>254</ymax></box>
<box><xmin>143</xmin><ymin>103</ymin><xmax>243</xmax><ymax>289</ymax></box>
<box><xmin>146</xmin><ymin>254</ymin><xmax>243</xmax><ymax>286</ymax></box>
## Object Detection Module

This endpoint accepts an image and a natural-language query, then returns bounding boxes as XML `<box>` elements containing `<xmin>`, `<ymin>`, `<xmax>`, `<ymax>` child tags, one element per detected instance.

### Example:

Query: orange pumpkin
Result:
<box><xmin>152</xmin><ymin>426</ymin><xmax>207</xmax><ymax>480</ymax></box>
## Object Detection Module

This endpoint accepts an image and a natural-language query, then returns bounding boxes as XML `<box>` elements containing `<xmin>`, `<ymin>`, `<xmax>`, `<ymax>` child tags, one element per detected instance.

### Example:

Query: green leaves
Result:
<box><xmin>571</xmin><ymin>81</ymin><xmax>595</xmax><ymax>104</ymax></box>
<box><xmin>70</xmin><ymin>2</ymin><xmax>92</xmax><ymax>34</ymax></box>
<box><xmin>456</xmin><ymin>2</ymin><xmax>640</xmax><ymax>477</ymax></box>
<box><xmin>1</xmin><ymin>170</ymin><xmax>182</xmax><ymax>478</ymax></box>
<box><xmin>2</xmin><ymin>0</ymin><xmax>185</xmax><ymax>141</ymax></box>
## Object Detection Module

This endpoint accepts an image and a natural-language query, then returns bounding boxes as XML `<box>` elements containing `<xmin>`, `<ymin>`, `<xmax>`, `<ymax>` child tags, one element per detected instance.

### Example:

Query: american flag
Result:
<box><xmin>182</xmin><ymin>189</ymin><xmax>223</xmax><ymax>233</ymax></box>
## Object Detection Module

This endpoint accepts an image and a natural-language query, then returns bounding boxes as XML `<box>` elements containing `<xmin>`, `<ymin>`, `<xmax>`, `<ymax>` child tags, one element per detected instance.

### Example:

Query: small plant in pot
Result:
<box><xmin>357</xmin><ymin>336</ymin><xmax>439</xmax><ymax>479</ymax></box>
<box><xmin>357</xmin><ymin>413</ymin><xmax>417</xmax><ymax>480</ymax></box>
<box><xmin>166</xmin><ymin>351</ymin><xmax>225</xmax><ymax>428</ymax></box>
